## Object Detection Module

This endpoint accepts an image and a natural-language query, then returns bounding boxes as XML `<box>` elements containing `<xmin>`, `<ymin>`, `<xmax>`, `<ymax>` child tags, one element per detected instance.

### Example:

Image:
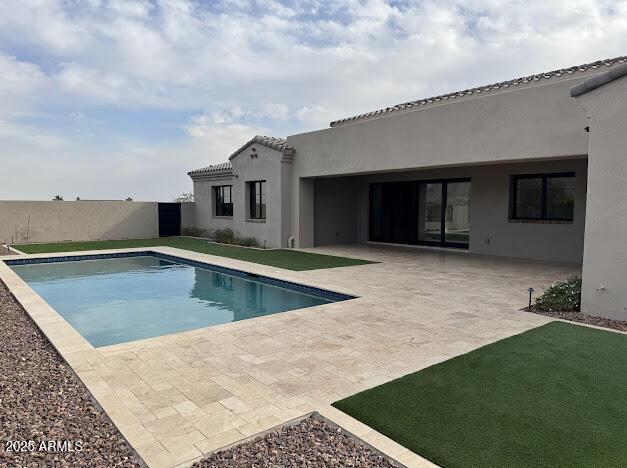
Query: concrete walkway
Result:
<box><xmin>0</xmin><ymin>244</ymin><xmax>579</xmax><ymax>467</ymax></box>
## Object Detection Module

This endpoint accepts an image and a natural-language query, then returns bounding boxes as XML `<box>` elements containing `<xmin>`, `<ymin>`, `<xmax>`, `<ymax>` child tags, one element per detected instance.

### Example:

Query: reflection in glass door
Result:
<box><xmin>369</xmin><ymin>178</ymin><xmax>471</xmax><ymax>249</ymax></box>
<box><xmin>445</xmin><ymin>181</ymin><xmax>471</xmax><ymax>247</ymax></box>
<box><xmin>418</xmin><ymin>183</ymin><xmax>443</xmax><ymax>243</ymax></box>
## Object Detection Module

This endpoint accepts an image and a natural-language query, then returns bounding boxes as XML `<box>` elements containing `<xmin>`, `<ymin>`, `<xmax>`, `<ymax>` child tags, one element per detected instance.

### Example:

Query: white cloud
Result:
<box><xmin>0</xmin><ymin>53</ymin><xmax>47</xmax><ymax>119</ymax></box>
<box><xmin>0</xmin><ymin>0</ymin><xmax>626</xmax><ymax>199</ymax></box>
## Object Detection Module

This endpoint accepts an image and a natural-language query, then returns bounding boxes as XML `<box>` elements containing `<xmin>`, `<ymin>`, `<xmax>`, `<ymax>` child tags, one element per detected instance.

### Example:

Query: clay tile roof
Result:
<box><xmin>228</xmin><ymin>135</ymin><xmax>293</xmax><ymax>160</ymax></box>
<box><xmin>188</xmin><ymin>135</ymin><xmax>295</xmax><ymax>176</ymax></box>
<box><xmin>187</xmin><ymin>161</ymin><xmax>232</xmax><ymax>175</ymax></box>
<box><xmin>330</xmin><ymin>56</ymin><xmax>627</xmax><ymax>127</ymax></box>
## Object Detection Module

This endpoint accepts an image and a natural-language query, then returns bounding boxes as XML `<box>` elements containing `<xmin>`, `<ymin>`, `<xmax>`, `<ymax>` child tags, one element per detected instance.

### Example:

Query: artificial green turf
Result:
<box><xmin>12</xmin><ymin>236</ymin><xmax>375</xmax><ymax>271</ymax></box>
<box><xmin>333</xmin><ymin>322</ymin><xmax>627</xmax><ymax>468</ymax></box>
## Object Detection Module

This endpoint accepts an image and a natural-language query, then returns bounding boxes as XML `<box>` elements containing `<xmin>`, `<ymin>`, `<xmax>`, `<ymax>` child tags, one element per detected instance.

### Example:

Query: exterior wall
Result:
<box><xmin>314</xmin><ymin>158</ymin><xmax>587</xmax><ymax>263</ymax></box>
<box><xmin>193</xmin><ymin>176</ymin><xmax>235</xmax><ymax>233</ymax></box>
<box><xmin>574</xmin><ymin>76</ymin><xmax>627</xmax><ymax>320</ymax></box>
<box><xmin>288</xmin><ymin>73</ymin><xmax>602</xmax><ymax>246</ymax></box>
<box><xmin>314</xmin><ymin>178</ymin><xmax>360</xmax><ymax>245</ymax></box>
<box><xmin>180</xmin><ymin>202</ymin><xmax>196</xmax><ymax>232</ymax></box>
<box><xmin>0</xmin><ymin>201</ymin><xmax>158</xmax><ymax>244</ymax></box>
<box><xmin>191</xmin><ymin>143</ymin><xmax>288</xmax><ymax>248</ymax></box>
<box><xmin>287</xmin><ymin>75</ymin><xmax>593</xmax><ymax>179</ymax></box>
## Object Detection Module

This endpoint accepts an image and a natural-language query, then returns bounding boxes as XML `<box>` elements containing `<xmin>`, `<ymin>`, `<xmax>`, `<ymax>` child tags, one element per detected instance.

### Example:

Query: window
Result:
<box><xmin>214</xmin><ymin>185</ymin><xmax>233</xmax><ymax>217</ymax></box>
<box><xmin>510</xmin><ymin>173</ymin><xmax>575</xmax><ymax>221</ymax></box>
<box><xmin>249</xmin><ymin>181</ymin><xmax>266</xmax><ymax>219</ymax></box>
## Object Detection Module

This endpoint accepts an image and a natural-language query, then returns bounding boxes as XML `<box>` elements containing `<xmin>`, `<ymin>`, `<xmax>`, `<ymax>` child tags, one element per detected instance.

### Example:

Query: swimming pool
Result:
<box><xmin>7</xmin><ymin>252</ymin><xmax>353</xmax><ymax>347</ymax></box>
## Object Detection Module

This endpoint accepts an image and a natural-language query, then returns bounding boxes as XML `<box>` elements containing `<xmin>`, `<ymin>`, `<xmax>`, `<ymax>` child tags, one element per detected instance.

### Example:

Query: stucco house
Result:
<box><xmin>189</xmin><ymin>56</ymin><xmax>627</xmax><ymax>320</ymax></box>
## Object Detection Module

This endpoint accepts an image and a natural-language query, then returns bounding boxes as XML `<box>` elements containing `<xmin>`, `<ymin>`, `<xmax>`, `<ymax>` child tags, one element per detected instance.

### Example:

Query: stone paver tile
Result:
<box><xmin>134</xmin><ymin>440</ymin><xmax>177</xmax><ymax>468</ymax></box>
<box><xmin>172</xmin><ymin>400</ymin><xmax>206</xmax><ymax>419</ymax></box>
<box><xmin>362</xmin><ymin>431</ymin><xmax>413</xmax><ymax>459</ymax></box>
<box><xmin>154</xmin><ymin>406</ymin><xmax>178</xmax><ymax>419</ymax></box>
<box><xmin>271</xmin><ymin>377</ymin><xmax>311</xmax><ymax>398</ymax></box>
<box><xmin>143</xmin><ymin>412</ymin><xmax>203</xmax><ymax>442</ymax></box>
<box><xmin>136</xmin><ymin>386</ymin><xmax>189</xmax><ymax>411</ymax></box>
<box><xmin>160</xmin><ymin>429</ymin><xmax>205</xmax><ymax>462</ymax></box>
<box><xmin>219</xmin><ymin>396</ymin><xmax>251</xmax><ymax>413</ymax></box>
<box><xmin>194</xmin><ymin>428</ymin><xmax>244</xmax><ymax>455</ymax></box>
<box><xmin>194</xmin><ymin>408</ymin><xmax>246</xmax><ymax>438</ymax></box>
<box><xmin>395</xmin><ymin>450</ymin><xmax>438</xmax><ymax>468</ymax></box>
<box><xmin>236</xmin><ymin>415</ymin><xmax>283</xmax><ymax>437</ymax></box>
<box><xmin>119</xmin><ymin>423</ymin><xmax>158</xmax><ymax>447</ymax></box>
<box><xmin>171</xmin><ymin>378</ymin><xmax>233</xmax><ymax>407</ymax></box>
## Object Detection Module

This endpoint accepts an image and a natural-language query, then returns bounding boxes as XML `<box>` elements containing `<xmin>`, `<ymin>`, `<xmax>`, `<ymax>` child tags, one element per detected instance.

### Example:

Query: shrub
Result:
<box><xmin>212</xmin><ymin>228</ymin><xmax>236</xmax><ymax>244</ymax></box>
<box><xmin>210</xmin><ymin>228</ymin><xmax>258</xmax><ymax>247</ymax></box>
<box><xmin>182</xmin><ymin>227</ymin><xmax>208</xmax><ymax>237</ymax></box>
<box><xmin>239</xmin><ymin>236</ymin><xmax>258</xmax><ymax>247</ymax></box>
<box><xmin>535</xmin><ymin>277</ymin><xmax>581</xmax><ymax>312</ymax></box>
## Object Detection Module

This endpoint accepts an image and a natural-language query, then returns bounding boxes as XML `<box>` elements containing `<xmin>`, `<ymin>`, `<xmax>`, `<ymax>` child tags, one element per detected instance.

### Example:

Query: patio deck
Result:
<box><xmin>0</xmin><ymin>244</ymin><xmax>580</xmax><ymax>467</ymax></box>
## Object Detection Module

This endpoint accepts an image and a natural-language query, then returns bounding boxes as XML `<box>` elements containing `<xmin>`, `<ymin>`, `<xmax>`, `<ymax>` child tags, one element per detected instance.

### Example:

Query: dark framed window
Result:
<box><xmin>510</xmin><ymin>173</ymin><xmax>575</xmax><ymax>221</ymax></box>
<box><xmin>214</xmin><ymin>185</ymin><xmax>233</xmax><ymax>217</ymax></box>
<box><xmin>249</xmin><ymin>181</ymin><xmax>266</xmax><ymax>219</ymax></box>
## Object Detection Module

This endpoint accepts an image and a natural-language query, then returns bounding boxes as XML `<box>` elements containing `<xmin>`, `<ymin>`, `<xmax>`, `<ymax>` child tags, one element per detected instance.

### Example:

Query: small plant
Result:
<box><xmin>211</xmin><ymin>228</ymin><xmax>236</xmax><ymax>244</ymax></box>
<box><xmin>174</xmin><ymin>192</ymin><xmax>194</xmax><ymax>202</ymax></box>
<box><xmin>182</xmin><ymin>227</ymin><xmax>208</xmax><ymax>237</ymax></box>
<box><xmin>239</xmin><ymin>236</ymin><xmax>258</xmax><ymax>247</ymax></box>
<box><xmin>534</xmin><ymin>276</ymin><xmax>581</xmax><ymax>312</ymax></box>
<box><xmin>209</xmin><ymin>228</ymin><xmax>258</xmax><ymax>247</ymax></box>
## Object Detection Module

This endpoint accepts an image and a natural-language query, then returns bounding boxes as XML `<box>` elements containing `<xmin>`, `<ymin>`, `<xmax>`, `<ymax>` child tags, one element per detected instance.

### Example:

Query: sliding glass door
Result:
<box><xmin>418</xmin><ymin>182</ymin><xmax>443</xmax><ymax>243</ymax></box>
<box><xmin>444</xmin><ymin>181</ymin><xmax>470</xmax><ymax>247</ymax></box>
<box><xmin>370</xmin><ymin>178</ymin><xmax>470</xmax><ymax>248</ymax></box>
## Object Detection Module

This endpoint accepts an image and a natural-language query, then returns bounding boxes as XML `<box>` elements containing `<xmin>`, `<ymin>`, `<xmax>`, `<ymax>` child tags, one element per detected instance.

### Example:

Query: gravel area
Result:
<box><xmin>530</xmin><ymin>308</ymin><xmax>627</xmax><ymax>332</ymax></box>
<box><xmin>0</xmin><ymin>279</ymin><xmax>143</xmax><ymax>467</ymax></box>
<box><xmin>192</xmin><ymin>415</ymin><xmax>400</xmax><ymax>468</ymax></box>
<box><xmin>0</xmin><ymin>245</ymin><xmax>14</xmax><ymax>256</ymax></box>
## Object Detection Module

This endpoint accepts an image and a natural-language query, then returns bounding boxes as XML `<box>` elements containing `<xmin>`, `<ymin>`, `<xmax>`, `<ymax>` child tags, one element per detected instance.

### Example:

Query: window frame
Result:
<box><xmin>248</xmin><ymin>180</ymin><xmax>266</xmax><ymax>220</ymax></box>
<box><xmin>510</xmin><ymin>172</ymin><xmax>575</xmax><ymax>222</ymax></box>
<box><xmin>214</xmin><ymin>185</ymin><xmax>233</xmax><ymax>217</ymax></box>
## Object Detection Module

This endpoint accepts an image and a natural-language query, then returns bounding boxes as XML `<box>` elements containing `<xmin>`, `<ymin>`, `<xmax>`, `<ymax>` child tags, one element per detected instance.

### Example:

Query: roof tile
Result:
<box><xmin>330</xmin><ymin>56</ymin><xmax>627</xmax><ymax>127</ymax></box>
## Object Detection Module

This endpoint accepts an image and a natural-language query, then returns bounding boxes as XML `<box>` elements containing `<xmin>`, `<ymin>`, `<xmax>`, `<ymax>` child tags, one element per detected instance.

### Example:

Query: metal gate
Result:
<box><xmin>158</xmin><ymin>203</ymin><xmax>181</xmax><ymax>237</ymax></box>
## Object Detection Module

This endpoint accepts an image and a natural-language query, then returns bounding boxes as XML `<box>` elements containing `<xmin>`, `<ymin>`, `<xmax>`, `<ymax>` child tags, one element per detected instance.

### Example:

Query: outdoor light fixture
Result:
<box><xmin>527</xmin><ymin>287</ymin><xmax>534</xmax><ymax>311</ymax></box>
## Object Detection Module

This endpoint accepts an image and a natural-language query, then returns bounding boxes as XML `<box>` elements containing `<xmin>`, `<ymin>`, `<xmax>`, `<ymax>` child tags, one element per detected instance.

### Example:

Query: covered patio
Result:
<box><xmin>312</xmin><ymin>158</ymin><xmax>587</xmax><ymax>264</ymax></box>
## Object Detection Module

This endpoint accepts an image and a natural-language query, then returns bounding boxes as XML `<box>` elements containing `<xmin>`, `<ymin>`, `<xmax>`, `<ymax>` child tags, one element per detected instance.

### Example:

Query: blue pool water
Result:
<box><xmin>8</xmin><ymin>253</ymin><xmax>349</xmax><ymax>347</ymax></box>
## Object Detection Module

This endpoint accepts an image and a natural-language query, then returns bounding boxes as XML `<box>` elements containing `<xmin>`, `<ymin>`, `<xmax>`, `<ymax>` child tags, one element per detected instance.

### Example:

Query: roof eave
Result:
<box><xmin>188</xmin><ymin>169</ymin><xmax>234</xmax><ymax>180</ymax></box>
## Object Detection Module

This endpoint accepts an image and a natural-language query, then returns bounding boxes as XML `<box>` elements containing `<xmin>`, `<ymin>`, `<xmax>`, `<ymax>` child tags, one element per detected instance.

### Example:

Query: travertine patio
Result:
<box><xmin>0</xmin><ymin>244</ymin><xmax>579</xmax><ymax>467</ymax></box>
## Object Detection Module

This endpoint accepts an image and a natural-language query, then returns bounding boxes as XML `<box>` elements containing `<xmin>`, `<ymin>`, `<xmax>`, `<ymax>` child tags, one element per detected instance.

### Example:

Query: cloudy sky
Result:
<box><xmin>0</xmin><ymin>0</ymin><xmax>625</xmax><ymax>201</ymax></box>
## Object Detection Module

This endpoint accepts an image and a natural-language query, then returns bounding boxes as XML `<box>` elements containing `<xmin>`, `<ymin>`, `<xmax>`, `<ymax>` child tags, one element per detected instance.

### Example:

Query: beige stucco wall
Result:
<box><xmin>574</xmin><ymin>75</ymin><xmax>627</xmax><ymax>320</ymax></box>
<box><xmin>180</xmin><ymin>202</ymin><xmax>196</xmax><ymax>232</ymax></box>
<box><xmin>314</xmin><ymin>159</ymin><xmax>587</xmax><ymax>263</ymax></box>
<box><xmin>191</xmin><ymin>143</ymin><xmax>289</xmax><ymax>248</ymax></box>
<box><xmin>287</xmin><ymin>71</ymin><xmax>605</xmax><ymax>247</ymax></box>
<box><xmin>0</xmin><ymin>201</ymin><xmax>158</xmax><ymax>244</ymax></box>
<box><xmin>287</xmin><ymin>74</ymin><xmax>593</xmax><ymax>179</ymax></box>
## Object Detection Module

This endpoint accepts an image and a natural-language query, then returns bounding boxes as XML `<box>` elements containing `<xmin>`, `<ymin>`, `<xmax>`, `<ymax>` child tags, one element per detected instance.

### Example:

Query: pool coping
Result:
<box><xmin>0</xmin><ymin>246</ymin><xmax>433</xmax><ymax>468</ymax></box>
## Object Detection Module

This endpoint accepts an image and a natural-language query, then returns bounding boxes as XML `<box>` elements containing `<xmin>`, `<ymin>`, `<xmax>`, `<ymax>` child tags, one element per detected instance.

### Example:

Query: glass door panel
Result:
<box><xmin>445</xmin><ymin>181</ymin><xmax>471</xmax><ymax>246</ymax></box>
<box><xmin>418</xmin><ymin>182</ymin><xmax>443</xmax><ymax>243</ymax></box>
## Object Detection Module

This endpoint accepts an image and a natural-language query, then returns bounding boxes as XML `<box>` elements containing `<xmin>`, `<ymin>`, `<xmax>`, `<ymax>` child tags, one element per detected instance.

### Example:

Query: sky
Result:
<box><xmin>0</xmin><ymin>0</ymin><xmax>625</xmax><ymax>201</ymax></box>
